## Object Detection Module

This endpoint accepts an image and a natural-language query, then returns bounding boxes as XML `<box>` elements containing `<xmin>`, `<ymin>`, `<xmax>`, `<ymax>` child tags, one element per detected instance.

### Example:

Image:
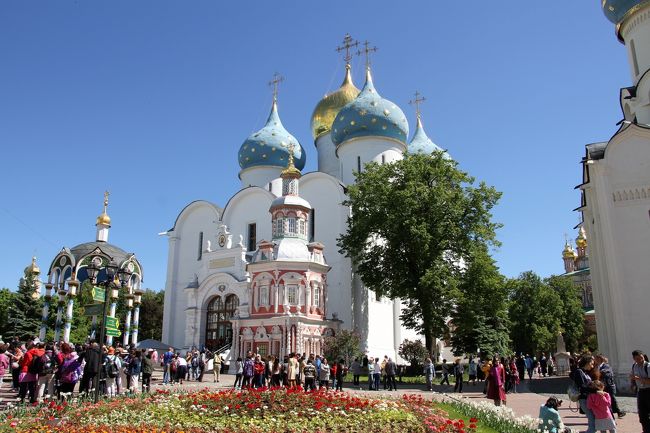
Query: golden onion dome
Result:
<box><xmin>24</xmin><ymin>256</ymin><xmax>40</xmax><ymax>275</ymax></box>
<box><xmin>96</xmin><ymin>212</ymin><xmax>111</xmax><ymax>226</ymax></box>
<box><xmin>562</xmin><ymin>243</ymin><xmax>576</xmax><ymax>259</ymax></box>
<box><xmin>96</xmin><ymin>191</ymin><xmax>111</xmax><ymax>226</ymax></box>
<box><xmin>576</xmin><ymin>226</ymin><xmax>587</xmax><ymax>248</ymax></box>
<box><xmin>310</xmin><ymin>64</ymin><xmax>360</xmax><ymax>140</ymax></box>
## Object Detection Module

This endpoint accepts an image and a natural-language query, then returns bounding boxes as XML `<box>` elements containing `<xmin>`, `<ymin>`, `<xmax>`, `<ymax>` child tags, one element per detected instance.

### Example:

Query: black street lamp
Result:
<box><xmin>90</xmin><ymin>260</ymin><xmax>131</xmax><ymax>403</ymax></box>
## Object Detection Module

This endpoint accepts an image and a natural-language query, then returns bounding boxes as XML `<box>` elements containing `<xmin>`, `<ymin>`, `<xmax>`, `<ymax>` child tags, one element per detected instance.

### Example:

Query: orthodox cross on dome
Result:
<box><xmin>285</xmin><ymin>142</ymin><xmax>296</xmax><ymax>167</ymax></box>
<box><xmin>409</xmin><ymin>91</ymin><xmax>426</xmax><ymax>119</ymax></box>
<box><xmin>336</xmin><ymin>34</ymin><xmax>359</xmax><ymax>65</ymax></box>
<box><xmin>357</xmin><ymin>40</ymin><xmax>378</xmax><ymax>69</ymax></box>
<box><xmin>268</xmin><ymin>72</ymin><xmax>284</xmax><ymax>101</ymax></box>
<box><xmin>103</xmin><ymin>190</ymin><xmax>110</xmax><ymax>212</ymax></box>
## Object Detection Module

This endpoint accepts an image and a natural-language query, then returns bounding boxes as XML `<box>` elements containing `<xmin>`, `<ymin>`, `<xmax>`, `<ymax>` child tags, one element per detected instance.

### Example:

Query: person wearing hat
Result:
<box><xmin>104</xmin><ymin>347</ymin><xmax>121</xmax><ymax>398</ymax></box>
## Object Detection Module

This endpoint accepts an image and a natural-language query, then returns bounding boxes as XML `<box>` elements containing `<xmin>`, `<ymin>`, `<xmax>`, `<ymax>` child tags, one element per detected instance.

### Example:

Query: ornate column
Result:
<box><xmin>131</xmin><ymin>290</ymin><xmax>143</xmax><ymax>347</ymax></box>
<box><xmin>39</xmin><ymin>283</ymin><xmax>53</xmax><ymax>341</ymax></box>
<box><xmin>273</xmin><ymin>283</ymin><xmax>279</xmax><ymax>314</ymax></box>
<box><xmin>123</xmin><ymin>294</ymin><xmax>134</xmax><ymax>347</ymax></box>
<box><xmin>63</xmin><ymin>280</ymin><xmax>79</xmax><ymax>343</ymax></box>
<box><xmin>53</xmin><ymin>289</ymin><xmax>65</xmax><ymax>342</ymax></box>
<box><xmin>106</xmin><ymin>286</ymin><xmax>119</xmax><ymax>346</ymax></box>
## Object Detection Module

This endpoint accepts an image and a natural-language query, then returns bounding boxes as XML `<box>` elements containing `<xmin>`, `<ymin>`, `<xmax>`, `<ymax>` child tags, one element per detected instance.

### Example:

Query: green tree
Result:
<box><xmin>0</xmin><ymin>288</ymin><xmax>15</xmax><ymax>338</ymax></box>
<box><xmin>398</xmin><ymin>339</ymin><xmax>429</xmax><ymax>367</ymax></box>
<box><xmin>323</xmin><ymin>329</ymin><xmax>362</xmax><ymax>365</ymax></box>
<box><xmin>546</xmin><ymin>275</ymin><xmax>585</xmax><ymax>352</ymax></box>
<box><xmin>508</xmin><ymin>271</ymin><xmax>563</xmax><ymax>355</ymax></box>
<box><xmin>138</xmin><ymin>289</ymin><xmax>164</xmax><ymax>341</ymax></box>
<box><xmin>338</xmin><ymin>152</ymin><xmax>502</xmax><ymax>353</ymax></box>
<box><xmin>8</xmin><ymin>273</ymin><xmax>42</xmax><ymax>340</ymax></box>
<box><xmin>451</xmin><ymin>247</ymin><xmax>510</xmax><ymax>357</ymax></box>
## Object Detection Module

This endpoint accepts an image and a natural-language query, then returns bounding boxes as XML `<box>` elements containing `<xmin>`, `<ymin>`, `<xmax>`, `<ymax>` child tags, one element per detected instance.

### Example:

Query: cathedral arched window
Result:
<box><xmin>259</xmin><ymin>286</ymin><xmax>269</xmax><ymax>307</ymax></box>
<box><xmin>276</xmin><ymin>218</ymin><xmax>284</xmax><ymax>236</ymax></box>
<box><xmin>299</xmin><ymin>219</ymin><xmax>305</xmax><ymax>237</ymax></box>
<box><xmin>288</xmin><ymin>218</ymin><xmax>297</xmax><ymax>235</ymax></box>
<box><xmin>313</xmin><ymin>285</ymin><xmax>320</xmax><ymax>307</ymax></box>
<box><xmin>287</xmin><ymin>285</ymin><xmax>297</xmax><ymax>305</ymax></box>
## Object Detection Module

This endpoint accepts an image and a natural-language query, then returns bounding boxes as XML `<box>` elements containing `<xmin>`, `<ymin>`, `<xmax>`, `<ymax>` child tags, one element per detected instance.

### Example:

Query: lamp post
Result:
<box><xmin>86</xmin><ymin>260</ymin><xmax>131</xmax><ymax>403</ymax></box>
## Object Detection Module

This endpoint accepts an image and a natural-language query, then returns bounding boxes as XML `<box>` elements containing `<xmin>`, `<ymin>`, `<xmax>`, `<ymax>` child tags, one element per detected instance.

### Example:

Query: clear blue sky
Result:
<box><xmin>0</xmin><ymin>1</ymin><xmax>628</xmax><ymax>291</ymax></box>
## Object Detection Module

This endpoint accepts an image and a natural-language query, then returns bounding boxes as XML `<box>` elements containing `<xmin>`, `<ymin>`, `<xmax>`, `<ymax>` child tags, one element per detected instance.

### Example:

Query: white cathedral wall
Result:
<box><xmin>300</xmin><ymin>173</ymin><xmax>353</xmax><ymax>327</ymax></box>
<box><xmin>239</xmin><ymin>166</ymin><xmax>283</xmax><ymax>191</ymax></box>
<box><xmin>162</xmin><ymin>201</ymin><xmax>221</xmax><ymax>349</ymax></box>
<box><xmin>365</xmin><ymin>292</ymin><xmax>398</xmax><ymax>360</ymax></box>
<box><xmin>585</xmin><ymin>127</ymin><xmax>650</xmax><ymax>390</ymax></box>
<box><xmin>336</xmin><ymin>137</ymin><xmax>406</xmax><ymax>185</ymax></box>
<box><xmin>315</xmin><ymin>134</ymin><xmax>340</xmax><ymax>178</ymax></box>
<box><xmin>221</xmin><ymin>187</ymin><xmax>275</xmax><ymax>253</ymax></box>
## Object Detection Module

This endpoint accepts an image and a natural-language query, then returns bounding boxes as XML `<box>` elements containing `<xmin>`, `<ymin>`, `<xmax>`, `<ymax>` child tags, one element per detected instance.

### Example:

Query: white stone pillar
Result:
<box><xmin>63</xmin><ymin>296</ymin><xmax>75</xmax><ymax>343</ymax></box>
<box><xmin>53</xmin><ymin>292</ymin><xmax>65</xmax><ymax>342</ymax></box>
<box><xmin>123</xmin><ymin>308</ymin><xmax>132</xmax><ymax>347</ymax></box>
<box><xmin>131</xmin><ymin>305</ymin><xmax>141</xmax><ymax>346</ymax></box>
<box><xmin>39</xmin><ymin>287</ymin><xmax>52</xmax><ymax>341</ymax></box>
<box><xmin>106</xmin><ymin>301</ymin><xmax>117</xmax><ymax>346</ymax></box>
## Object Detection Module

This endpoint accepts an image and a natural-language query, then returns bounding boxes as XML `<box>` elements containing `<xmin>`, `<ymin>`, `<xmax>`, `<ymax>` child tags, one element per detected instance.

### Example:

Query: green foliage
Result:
<box><xmin>338</xmin><ymin>152</ymin><xmax>502</xmax><ymax>352</ymax></box>
<box><xmin>323</xmin><ymin>329</ymin><xmax>362</xmax><ymax>365</ymax></box>
<box><xmin>398</xmin><ymin>339</ymin><xmax>429</xmax><ymax>366</ymax></box>
<box><xmin>138</xmin><ymin>289</ymin><xmax>164</xmax><ymax>341</ymax></box>
<box><xmin>451</xmin><ymin>247</ymin><xmax>510</xmax><ymax>357</ymax></box>
<box><xmin>546</xmin><ymin>275</ymin><xmax>585</xmax><ymax>352</ymax></box>
<box><xmin>0</xmin><ymin>288</ymin><xmax>15</xmax><ymax>339</ymax></box>
<box><xmin>8</xmin><ymin>273</ymin><xmax>42</xmax><ymax>340</ymax></box>
<box><xmin>508</xmin><ymin>272</ymin><xmax>585</xmax><ymax>355</ymax></box>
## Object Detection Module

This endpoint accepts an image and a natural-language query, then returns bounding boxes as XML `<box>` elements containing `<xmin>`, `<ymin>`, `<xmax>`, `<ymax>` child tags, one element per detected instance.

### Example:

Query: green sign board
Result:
<box><xmin>104</xmin><ymin>316</ymin><xmax>119</xmax><ymax>329</ymax></box>
<box><xmin>106</xmin><ymin>328</ymin><xmax>121</xmax><ymax>337</ymax></box>
<box><xmin>91</xmin><ymin>286</ymin><xmax>106</xmax><ymax>303</ymax></box>
<box><xmin>83</xmin><ymin>303</ymin><xmax>104</xmax><ymax>316</ymax></box>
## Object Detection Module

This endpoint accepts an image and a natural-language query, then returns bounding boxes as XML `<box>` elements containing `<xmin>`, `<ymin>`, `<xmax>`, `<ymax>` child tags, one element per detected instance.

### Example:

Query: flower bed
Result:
<box><xmin>0</xmin><ymin>388</ymin><xmax>483</xmax><ymax>433</ymax></box>
<box><xmin>436</xmin><ymin>394</ymin><xmax>538</xmax><ymax>433</ymax></box>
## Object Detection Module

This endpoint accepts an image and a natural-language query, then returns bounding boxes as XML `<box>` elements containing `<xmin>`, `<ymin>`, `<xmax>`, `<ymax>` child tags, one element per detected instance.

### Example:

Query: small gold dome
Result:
<box><xmin>24</xmin><ymin>256</ymin><xmax>40</xmax><ymax>275</ymax></box>
<box><xmin>576</xmin><ymin>227</ymin><xmax>587</xmax><ymax>248</ymax></box>
<box><xmin>562</xmin><ymin>243</ymin><xmax>576</xmax><ymax>259</ymax></box>
<box><xmin>96</xmin><ymin>212</ymin><xmax>111</xmax><ymax>226</ymax></box>
<box><xmin>310</xmin><ymin>65</ymin><xmax>360</xmax><ymax>140</ymax></box>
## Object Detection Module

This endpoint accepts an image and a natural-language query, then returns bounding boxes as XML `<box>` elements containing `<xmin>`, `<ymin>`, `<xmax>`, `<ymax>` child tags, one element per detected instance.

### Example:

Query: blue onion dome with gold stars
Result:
<box><xmin>331</xmin><ymin>68</ymin><xmax>409</xmax><ymax>146</ymax></box>
<box><xmin>409</xmin><ymin>116</ymin><xmax>443</xmax><ymax>155</ymax></box>
<box><xmin>238</xmin><ymin>99</ymin><xmax>306</xmax><ymax>171</ymax></box>
<box><xmin>602</xmin><ymin>0</ymin><xmax>650</xmax><ymax>24</ymax></box>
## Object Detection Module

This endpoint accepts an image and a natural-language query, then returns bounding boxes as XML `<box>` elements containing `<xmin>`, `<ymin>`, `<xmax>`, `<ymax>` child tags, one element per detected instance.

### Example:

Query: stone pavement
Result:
<box><xmin>0</xmin><ymin>371</ymin><xmax>642</xmax><ymax>433</ymax></box>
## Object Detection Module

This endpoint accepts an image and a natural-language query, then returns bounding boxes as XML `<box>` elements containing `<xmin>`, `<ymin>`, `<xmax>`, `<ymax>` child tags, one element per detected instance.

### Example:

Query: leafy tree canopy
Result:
<box><xmin>323</xmin><ymin>329</ymin><xmax>362</xmax><ymax>365</ymax></box>
<box><xmin>398</xmin><ymin>339</ymin><xmax>429</xmax><ymax>366</ymax></box>
<box><xmin>451</xmin><ymin>247</ymin><xmax>510</xmax><ymax>358</ymax></box>
<box><xmin>338</xmin><ymin>152</ymin><xmax>502</xmax><ymax>352</ymax></box>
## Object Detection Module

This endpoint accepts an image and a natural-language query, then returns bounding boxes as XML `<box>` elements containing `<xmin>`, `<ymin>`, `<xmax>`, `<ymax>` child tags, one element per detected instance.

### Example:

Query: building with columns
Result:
<box><xmin>162</xmin><ymin>38</ymin><xmax>448</xmax><ymax>364</ymax></box>
<box><xmin>43</xmin><ymin>193</ymin><xmax>145</xmax><ymax>346</ymax></box>
<box><xmin>578</xmin><ymin>1</ymin><xmax>650</xmax><ymax>389</ymax></box>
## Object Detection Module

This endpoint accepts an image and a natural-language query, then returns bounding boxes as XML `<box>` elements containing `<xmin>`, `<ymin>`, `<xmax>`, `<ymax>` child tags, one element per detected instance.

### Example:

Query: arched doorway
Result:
<box><xmin>205</xmin><ymin>294</ymin><xmax>239</xmax><ymax>351</ymax></box>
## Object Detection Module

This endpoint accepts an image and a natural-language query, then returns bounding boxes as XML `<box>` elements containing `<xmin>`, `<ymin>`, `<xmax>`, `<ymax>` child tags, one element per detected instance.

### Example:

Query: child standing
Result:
<box><xmin>587</xmin><ymin>380</ymin><xmax>617</xmax><ymax>433</ymax></box>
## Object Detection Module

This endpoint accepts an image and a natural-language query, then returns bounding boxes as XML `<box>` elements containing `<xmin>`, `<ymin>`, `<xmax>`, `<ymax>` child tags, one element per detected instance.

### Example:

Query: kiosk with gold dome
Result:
<box><xmin>43</xmin><ymin>192</ymin><xmax>145</xmax><ymax>345</ymax></box>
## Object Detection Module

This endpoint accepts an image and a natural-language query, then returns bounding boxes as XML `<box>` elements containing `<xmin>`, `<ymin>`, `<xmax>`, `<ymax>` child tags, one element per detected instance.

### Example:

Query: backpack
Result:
<box><xmin>105</xmin><ymin>357</ymin><xmax>119</xmax><ymax>378</ymax></box>
<box><xmin>60</xmin><ymin>361</ymin><xmax>79</xmax><ymax>384</ymax></box>
<box><xmin>29</xmin><ymin>353</ymin><xmax>43</xmax><ymax>375</ymax></box>
<box><xmin>191</xmin><ymin>356</ymin><xmax>199</xmax><ymax>368</ymax></box>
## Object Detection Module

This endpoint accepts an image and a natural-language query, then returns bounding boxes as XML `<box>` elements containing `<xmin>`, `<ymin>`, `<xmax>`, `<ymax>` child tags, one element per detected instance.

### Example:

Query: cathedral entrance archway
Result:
<box><xmin>205</xmin><ymin>294</ymin><xmax>239</xmax><ymax>351</ymax></box>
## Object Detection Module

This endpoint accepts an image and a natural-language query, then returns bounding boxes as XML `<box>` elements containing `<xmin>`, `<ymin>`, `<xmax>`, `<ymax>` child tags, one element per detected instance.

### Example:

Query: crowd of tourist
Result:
<box><xmin>0</xmin><ymin>336</ymin><xmax>167</xmax><ymax>403</ymax></box>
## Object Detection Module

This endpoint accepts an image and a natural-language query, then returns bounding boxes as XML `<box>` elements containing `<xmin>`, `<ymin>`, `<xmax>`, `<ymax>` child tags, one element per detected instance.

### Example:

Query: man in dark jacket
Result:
<box><xmin>79</xmin><ymin>342</ymin><xmax>101</xmax><ymax>394</ymax></box>
<box><xmin>141</xmin><ymin>350</ymin><xmax>154</xmax><ymax>393</ymax></box>
<box><xmin>385</xmin><ymin>358</ymin><xmax>397</xmax><ymax>391</ymax></box>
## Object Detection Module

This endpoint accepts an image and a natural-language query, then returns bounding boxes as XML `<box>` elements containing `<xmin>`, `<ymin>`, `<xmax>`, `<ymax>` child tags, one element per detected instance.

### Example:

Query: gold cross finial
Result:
<box><xmin>336</xmin><ymin>34</ymin><xmax>359</xmax><ymax>65</ymax></box>
<box><xmin>103</xmin><ymin>190</ymin><xmax>110</xmax><ymax>212</ymax></box>
<box><xmin>564</xmin><ymin>233</ymin><xmax>569</xmax><ymax>245</ymax></box>
<box><xmin>286</xmin><ymin>142</ymin><xmax>295</xmax><ymax>167</ymax></box>
<box><xmin>268</xmin><ymin>72</ymin><xmax>284</xmax><ymax>102</ymax></box>
<box><xmin>357</xmin><ymin>40</ymin><xmax>378</xmax><ymax>70</ymax></box>
<box><xmin>409</xmin><ymin>91</ymin><xmax>426</xmax><ymax>119</ymax></box>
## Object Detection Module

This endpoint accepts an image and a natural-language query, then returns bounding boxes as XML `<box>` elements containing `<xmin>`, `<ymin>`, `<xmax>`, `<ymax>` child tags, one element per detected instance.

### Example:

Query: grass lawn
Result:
<box><xmin>436</xmin><ymin>402</ymin><xmax>500</xmax><ymax>433</ymax></box>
